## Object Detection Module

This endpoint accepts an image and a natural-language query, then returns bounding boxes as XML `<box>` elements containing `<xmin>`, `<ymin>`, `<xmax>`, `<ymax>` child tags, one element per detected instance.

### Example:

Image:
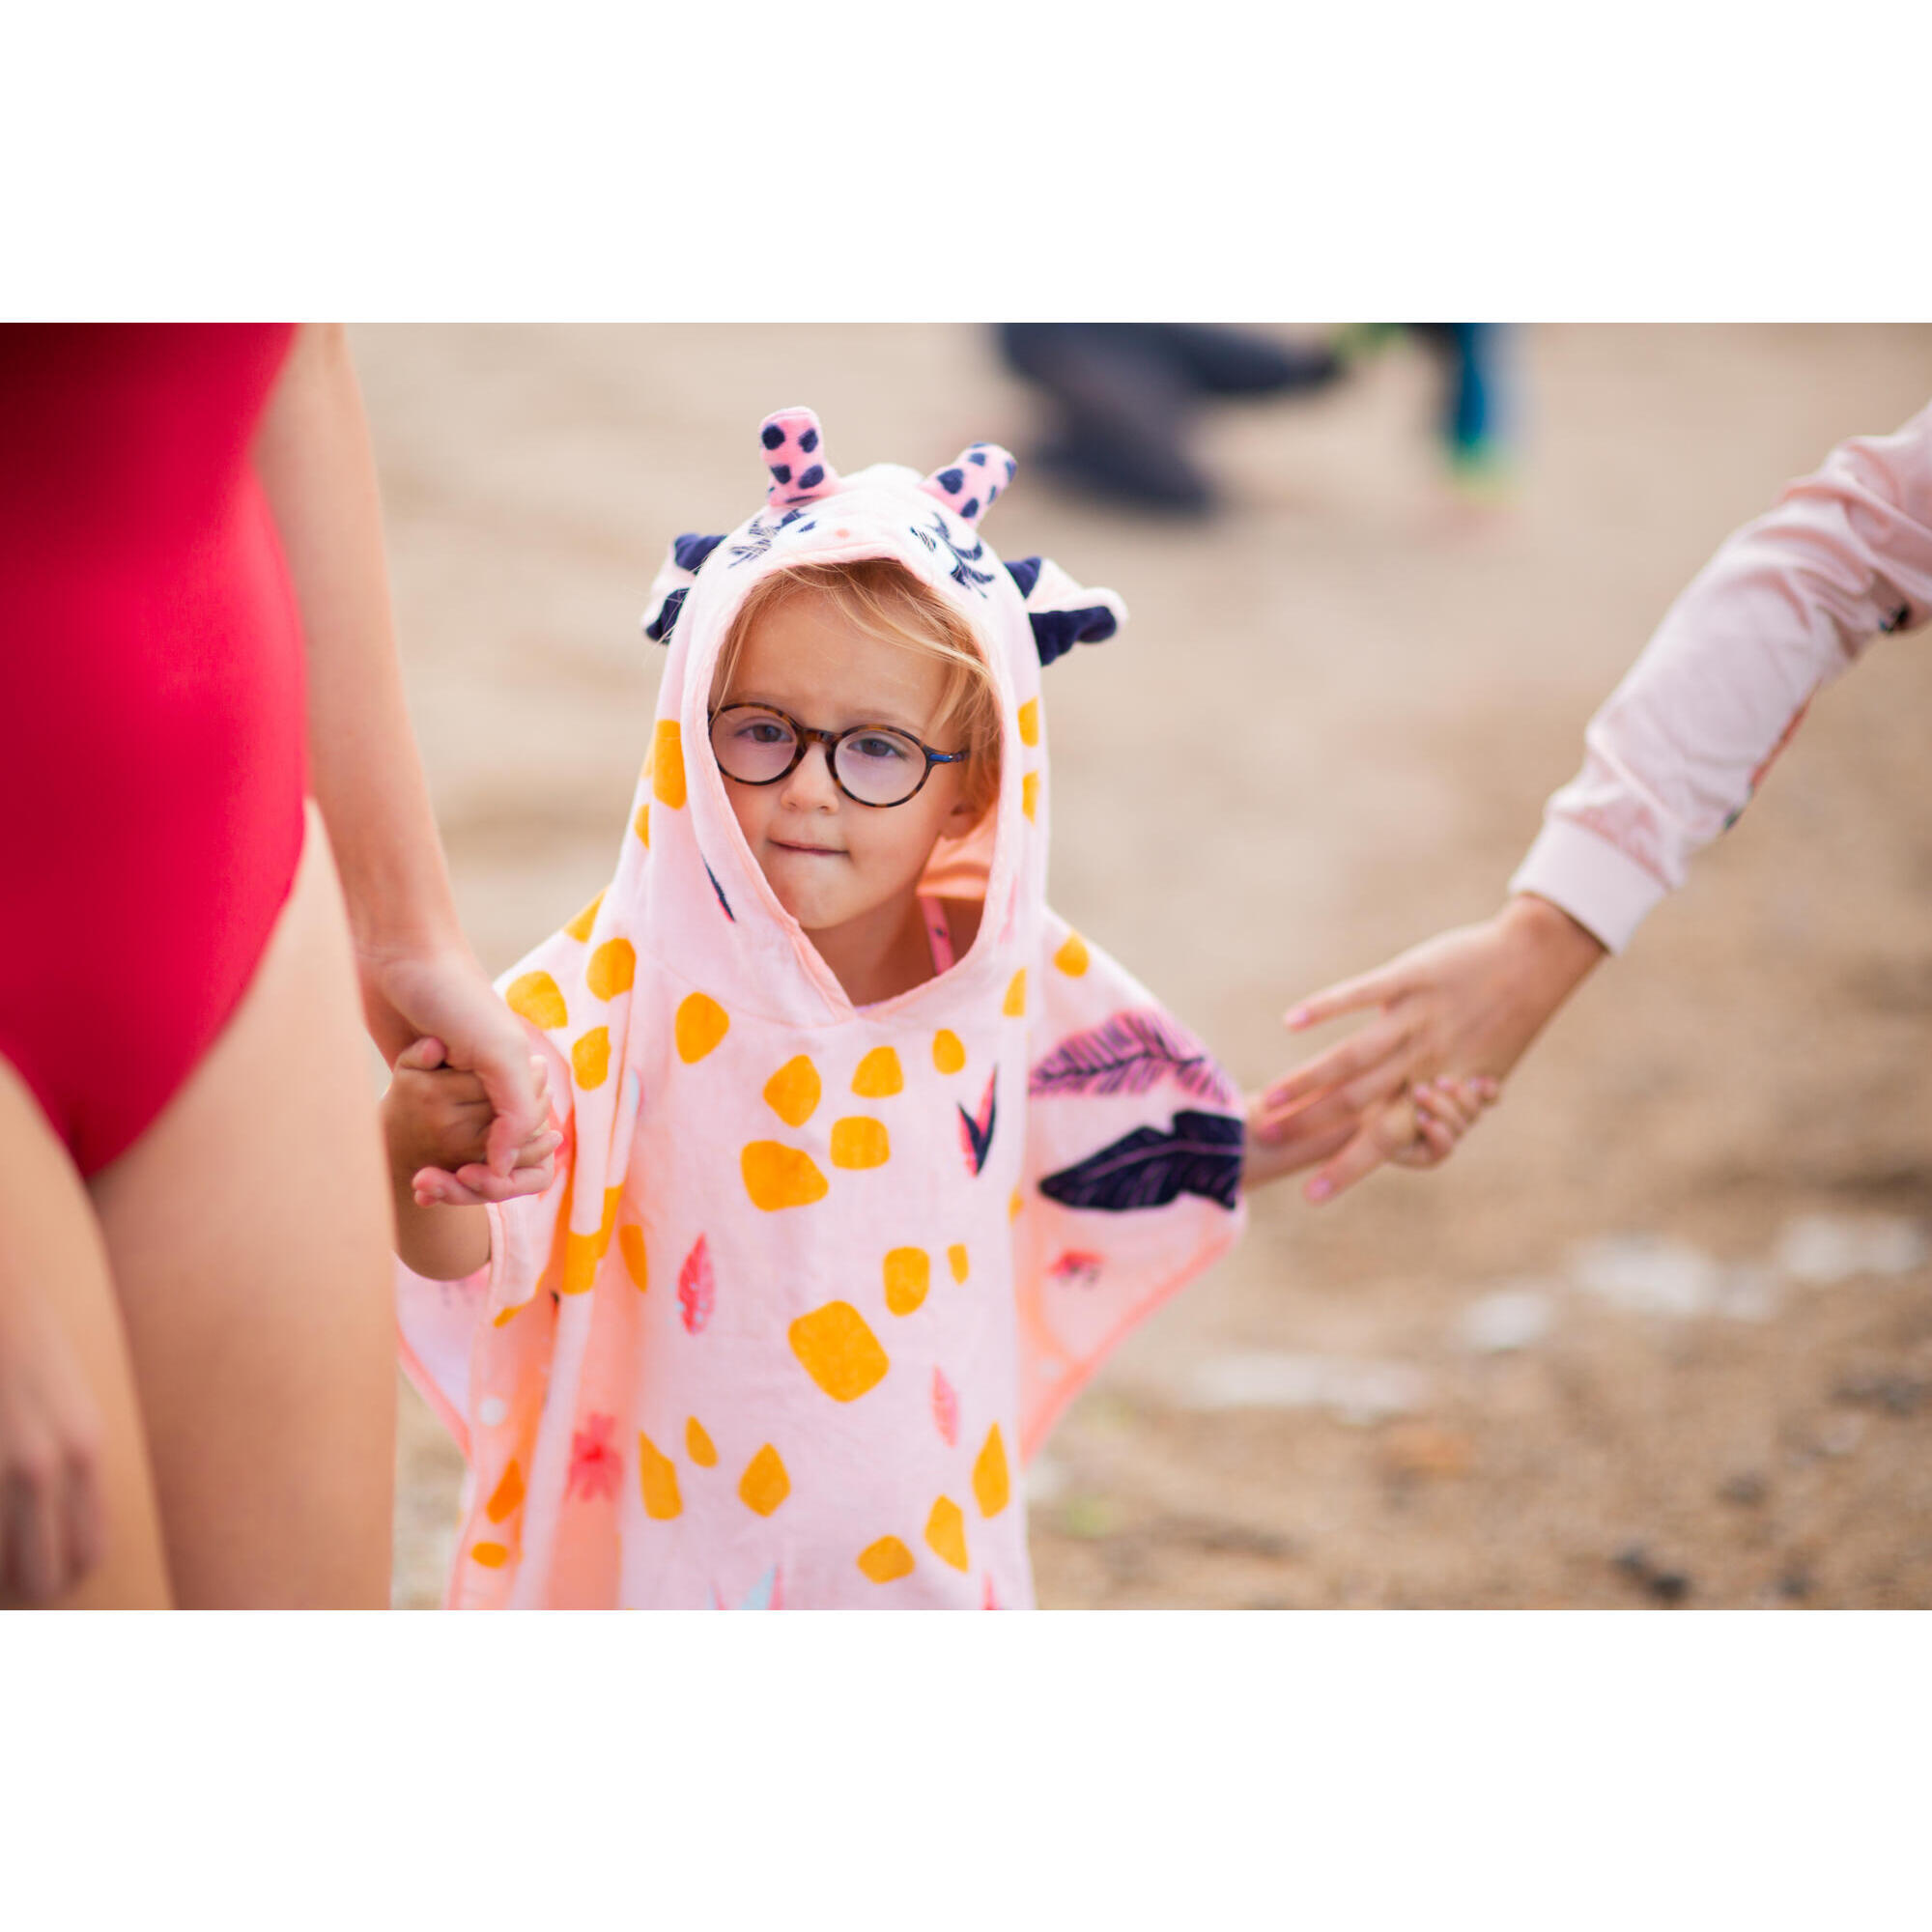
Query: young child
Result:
<box><xmin>390</xmin><ymin>408</ymin><xmax>1488</xmax><ymax>1609</ymax></box>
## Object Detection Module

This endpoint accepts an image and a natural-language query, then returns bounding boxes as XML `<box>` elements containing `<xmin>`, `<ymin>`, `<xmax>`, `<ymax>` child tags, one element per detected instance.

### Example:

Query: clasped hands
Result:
<box><xmin>1250</xmin><ymin>895</ymin><xmax>1607</xmax><ymax>1204</ymax></box>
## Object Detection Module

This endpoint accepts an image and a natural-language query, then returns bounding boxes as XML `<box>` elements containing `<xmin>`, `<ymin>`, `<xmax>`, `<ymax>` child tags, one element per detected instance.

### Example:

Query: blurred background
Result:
<box><xmin>360</xmin><ymin>325</ymin><xmax>1932</xmax><ymax>1608</ymax></box>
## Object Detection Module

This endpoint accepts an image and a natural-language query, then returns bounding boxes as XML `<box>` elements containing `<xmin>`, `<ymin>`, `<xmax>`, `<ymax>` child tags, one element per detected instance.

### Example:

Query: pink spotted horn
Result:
<box><xmin>757</xmin><ymin>407</ymin><xmax>842</xmax><ymax>507</ymax></box>
<box><xmin>919</xmin><ymin>441</ymin><xmax>1017</xmax><ymax>525</ymax></box>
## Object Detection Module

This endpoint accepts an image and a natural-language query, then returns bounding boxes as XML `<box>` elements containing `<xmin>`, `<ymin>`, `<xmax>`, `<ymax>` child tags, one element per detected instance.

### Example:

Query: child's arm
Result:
<box><xmin>1242</xmin><ymin>1075</ymin><xmax>1494</xmax><ymax>1192</ymax></box>
<box><xmin>384</xmin><ymin>1038</ymin><xmax>560</xmax><ymax>1279</ymax></box>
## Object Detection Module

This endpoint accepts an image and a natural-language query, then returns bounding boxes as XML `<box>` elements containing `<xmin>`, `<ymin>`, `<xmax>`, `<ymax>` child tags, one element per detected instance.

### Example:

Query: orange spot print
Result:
<box><xmin>634</xmin><ymin>802</ymin><xmax>651</xmax><ymax>847</ymax></box>
<box><xmin>738</xmin><ymin>1444</ymin><xmax>791</xmax><ymax>1517</ymax></box>
<box><xmin>485</xmin><ymin>1461</ymin><xmax>525</xmax><ymax>1524</ymax></box>
<box><xmin>1003</xmin><ymin>969</ymin><xmax>1027</xmax><ymax>1017</ymax></box>
<box><xmin>652</xmin><ymin>720</ymin><xmax>686</xmax><ymax>809</ymax></box>
<box><xmin>599</xmin><ymin>1187</ymin><xmax>622</xmax><ymax>1255</ymax></box>
<box><xmin>470</xmin><ymin>1541</ymin><xmax>510</xmax><ymax>1569</ymax></box>
<box><xmin>675</xmin><ymin>992</ymin><xmax>729</xmax><ymax>1064</ymax></box>
<box><xmin>619</xmin><ymin>1223</ymin><xmax>648</xmax><ymax>1291</ymax></box>
<box><xmin>830</xmin><ymin>1117</ymin><xmax>890</xmax><ymax>1169</ymax></box>
<box><xmin>1009</xmin><ymin>1187</ymin><xmax>1023</xmax><ymax>1223</ymax></box>
<box><xmin>763</xmin><ymin>1055</ymin><xmax>821</xmax><ymax>1128</ymax></box>
<box><xmin>1053</xmin><ymin>930</ymin><xmax>1090</xmax><ymax>977</ymax></box>
<box><xmin>507</xmin><ymin>971</ymin><xmax>568</xmax><ymax>1031</ymax></box>
<box><xmin>1022</xmin><ymin>771</ymin><xmax>1040</xmax><ymax>822</ymax></box>
<box><xmin>686</xmin><ymin>1417</ymin><xmax>717</xmax><ymax>1467</ymax></box>
<box><xmin>973</xmin><ymin>1424</ymin><xmax>1010</xmax><ymax>1518</ymax></box>
<box><xmin>924</xmin><ymin>1496</ymin><xmax>969</xmax><ymax>1573</ymax></box>
<box><xmin>851</xmin><ymin>1045</ymin><xmax>903</xmax><ymax>1098</ymax></box>
<box><xmin>883</xmin><ymin>1247</ymin><xmax>930</xmax><ymax>1317</ymax></box>
<box><xmin>742</xmin><ymin>1141</ymin><xmax>830</xmax><ymax>1211</ymax></box>
<box><xmin>561</xmin><ymin>1231</ymin><xmax>600</xmax><ymax>1294</ymax></box>
<box><xmin>637</xmin><ymin>1432</ymin><xmax>682</xmax><ymax>1520</ymax></box>
<box><xmin>587</xmin><ymin>938</ymin><xmax>637</xmax><ymax>1001</ymax></box>
<box><xmin>948</xmin><ymin>1244</ymin><xmax>969</xmax><ymax>1284</ymax></box>
<box><xmin>573</xmin><ymin>1026</ymin><xmax>611</xmax><ymax>1091</ymax></box>
<box><xmin>932</xmin><ymin>1029</ymin><xmax>967</xmax><ymax>1075</ymax></box>
<box><xmin>858</xmin><ymin>1537</ymin><xmax>915</xmax><ymax>1584</ymax></box>
<box><xmin>564</xmin><ymin>892</ymin><xmax>605</xmax><ymax>942</ymax></box>
<box><xmin>492</xmin><ymin>1300</ymin><xmax>525</xmax><ymax>1327</ymax></box>
<box><xmin>788</xmin><ymin>1300</ymin><xmax>890</xmax><ymax>1403</ymax></box>
<box><xmin>1017</xmin><ymin>696</ymin><xmax>1040</xmax><ymax>748</ymax></box>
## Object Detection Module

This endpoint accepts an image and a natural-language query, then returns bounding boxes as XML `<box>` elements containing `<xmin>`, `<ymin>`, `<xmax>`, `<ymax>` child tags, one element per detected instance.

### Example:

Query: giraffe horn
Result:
<box><xmin>919</xmin><ymin>441</ymin><xmax>1017</xmax><ymax>525</ymax></box>
<box><xmin>757</xmin><ymin>408</ymin><xmax>841</xmax><ymax>506</ymax></box>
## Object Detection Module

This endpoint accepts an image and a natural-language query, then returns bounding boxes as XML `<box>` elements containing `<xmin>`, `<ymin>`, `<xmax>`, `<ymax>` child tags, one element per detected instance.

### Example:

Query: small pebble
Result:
<box><xmin>1719</xmin><ymin>1471</ymin><xmax>1768</xmax><ymax>1507</ymax></box>
<box><xmin>1614</xmin><ymin>1543</ymin><xmax>1692</xmax><ymax>1605</ymax></box>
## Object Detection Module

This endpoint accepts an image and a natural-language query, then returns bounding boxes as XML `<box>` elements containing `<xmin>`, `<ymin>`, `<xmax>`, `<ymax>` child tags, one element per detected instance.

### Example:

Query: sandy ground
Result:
<box><xmin>360</xmin><ymin>325</ymin><xmax>1932</xmax><ymax>1609</ymax></box>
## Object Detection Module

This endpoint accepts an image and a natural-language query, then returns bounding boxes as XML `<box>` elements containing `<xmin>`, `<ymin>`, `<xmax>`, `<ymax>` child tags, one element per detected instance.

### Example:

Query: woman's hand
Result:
<box><xmin>362</xmin><ymin>951</ymin><xmax>552</xmax><ymax>1201</ymax></box>
<box><xmin>0</xmin><ymin>1295</ymin><xmax>103</xmax><ymax>1604</ymax></box>
<box><xmin>1252</xmin><ymin>894</ymin><xmax>1606</xmax><ymax>1203</ymax></box>
<box><xmin>383</xmin><ymin>1037</ymin><xmax>560</xmax><ymax>1209</ymax></box>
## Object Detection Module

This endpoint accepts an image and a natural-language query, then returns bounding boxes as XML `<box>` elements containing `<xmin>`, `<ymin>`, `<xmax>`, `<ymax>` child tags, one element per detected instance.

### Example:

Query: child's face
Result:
<box><xmin>715</xmin><ymin>588</ymin><xmax>982</xmax><ymax>936</ymax></box>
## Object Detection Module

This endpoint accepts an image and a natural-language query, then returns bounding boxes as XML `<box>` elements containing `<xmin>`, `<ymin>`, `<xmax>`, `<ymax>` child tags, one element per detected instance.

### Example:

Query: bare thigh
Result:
<box><xmin>0</xmin><ymin>1060</ymin><xmax>171</xmax><ymax>1609</ymax></box>
<box><xmin>89</xmin><ymin>805</ymin><xmax>395</xmax><ymax>1607</ymax></box>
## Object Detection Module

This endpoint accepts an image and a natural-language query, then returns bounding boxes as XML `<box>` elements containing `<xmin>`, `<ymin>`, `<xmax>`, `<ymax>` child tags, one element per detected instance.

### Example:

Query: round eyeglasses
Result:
<box><xmin>708</xmin><ymin>703</ymin><xmax>969</xmax><ymax>809</ymax></box>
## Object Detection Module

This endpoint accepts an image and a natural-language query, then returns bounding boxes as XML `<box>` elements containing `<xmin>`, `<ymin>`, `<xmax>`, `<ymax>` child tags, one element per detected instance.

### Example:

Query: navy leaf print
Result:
<box><xmin>1028</xmin><ymin>1009</ymin><xmax>1236</xmax><ymax>1106</ymax></box>
<box><xmin>728</xmin><ymin>515</ymin><xmax>778</xmax><ymax>568</ymax></box>
<box><xmin>704</xmin><ymin>862</ymin><xmax>735</xmax><ymax>922</ymax></box>
<box><xmin>1037</xmin><ymin>1110</ymin><xmax>1243</xmax><ymax>1213</ymax></box>
<box><xmin>957</xmin><ymin>1070</ymin><xmax>997</xmax><ymax>1176</ymax></box>
<box><xmin>923</xmin><ymin>513</ymin><xmax>999</xmax><ymax>595</ymax></box>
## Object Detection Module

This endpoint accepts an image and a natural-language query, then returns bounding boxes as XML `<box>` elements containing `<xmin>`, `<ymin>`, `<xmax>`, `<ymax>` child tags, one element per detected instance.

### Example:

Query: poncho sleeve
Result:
<box><xmin>1013</xmin><ymin>910</ymin><xmax>1248</xmax><ymax>1458</ymax></box>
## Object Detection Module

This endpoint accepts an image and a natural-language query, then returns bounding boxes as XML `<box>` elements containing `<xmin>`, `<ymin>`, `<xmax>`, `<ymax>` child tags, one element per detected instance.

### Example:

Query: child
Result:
<box><xmin>391</xmin><ymin>408</ymin><xmax>1488</xmax><ymax>1608</ymax></box>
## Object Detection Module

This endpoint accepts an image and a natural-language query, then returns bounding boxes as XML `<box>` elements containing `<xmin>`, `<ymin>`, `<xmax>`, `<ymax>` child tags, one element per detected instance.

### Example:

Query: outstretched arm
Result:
<box><xmin>252</xmin><ymin>325</ymin><xmax>547</xmax><ymax>1196</ymax></box>
<box><xmin>1260</xmin><ymin>398</ymin><xmax>1932</xmax><ymax>1204</ymax></box>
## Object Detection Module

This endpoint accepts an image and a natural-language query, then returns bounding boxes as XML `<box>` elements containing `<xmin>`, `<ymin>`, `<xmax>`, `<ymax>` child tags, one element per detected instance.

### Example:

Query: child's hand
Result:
<box><xmin>1240</xmin><ymin>1075</ymin><xmax>1496</xmax><ymax>1193</ymax></box>
<box><xmin>384</xmin><ymin>1037</ymin><xmax>560</xmax><ymax>1208</ymax></box>
<box><xmin>1386</xmin><ymin>1076</ymin><xmax>1497</xmax><ymax>1169</ymax></box>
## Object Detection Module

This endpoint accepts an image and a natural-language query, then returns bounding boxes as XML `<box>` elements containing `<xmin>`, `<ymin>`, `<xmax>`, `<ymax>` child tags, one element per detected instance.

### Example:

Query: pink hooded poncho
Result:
<box><xmin>398</xmin><ymin>410</ymin><xmax>1247</xmax><ymax>1607</ymax></box>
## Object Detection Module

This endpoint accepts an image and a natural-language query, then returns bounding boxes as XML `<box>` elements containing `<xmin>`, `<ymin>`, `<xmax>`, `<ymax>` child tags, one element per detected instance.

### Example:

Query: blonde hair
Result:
<box><xmin>709</xmin><ymin>557</ymin><xmax>1002</xmax><ymax>819</ymax></box>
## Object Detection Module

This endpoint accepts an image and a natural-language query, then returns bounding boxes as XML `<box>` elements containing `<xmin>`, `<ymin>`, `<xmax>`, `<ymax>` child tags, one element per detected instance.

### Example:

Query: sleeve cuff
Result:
<box><xmin>1507</xmin><ymin>817</ymin><xmax>1670</xmax><ymax>955</ymax></box>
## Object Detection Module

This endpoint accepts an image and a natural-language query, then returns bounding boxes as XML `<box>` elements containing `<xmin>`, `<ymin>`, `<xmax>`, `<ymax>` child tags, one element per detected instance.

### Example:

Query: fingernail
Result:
<box><xmin>1285</xmin><ymin>1008</ymin><xmax>1312</xmax><ymax>1029</ymax></box>
<box><xmin>1306</xmin><ymin>1176</ymin><xmax>1333</xmax><ymax>1203</ymax></box>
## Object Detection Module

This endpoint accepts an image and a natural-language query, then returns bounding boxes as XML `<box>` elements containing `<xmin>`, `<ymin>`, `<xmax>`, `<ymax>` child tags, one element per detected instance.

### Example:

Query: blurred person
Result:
<box><xmin>997</xmin><ymin>323</ymin><xmax>1345</xmax><ymax>514</ymax></box>
<box><xmin>1339</xmin><ymin>323</ymin><xmax>1520</xmax><ymax>497</ymax></box>
<box><xmin>0</xmin><ymin>326</ymin><xmax>550</xmax><ymax>1607</ymax></box>
<box><xmin>1252</xmin><ymin>400</ymin><xmax>1932</xmax><ymax>1200</ymax></box>
<box><xmin>386</xmin><ymin>406</ymin><xmax>1490</xmax><ymax>1609</ymax></box>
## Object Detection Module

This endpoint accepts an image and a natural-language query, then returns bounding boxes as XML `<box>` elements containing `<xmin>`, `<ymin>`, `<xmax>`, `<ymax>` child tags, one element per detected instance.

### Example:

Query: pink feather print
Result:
<box><xmin>566</xmin><ymin>1412</ymin><xmax>622</xmax><ymax>1501</ymax></box>
<box><xmin>1027</xmin><ymin>1009</ymin><xmax>1236</xmax><ymax>1105</ymax></box>
<box><xmin>932</xmin><ymin>1368</ymin><xmax>959</xmax><ymax>1446</ymax></box>
<box><xmin>1047</xmin><ymin>1249</ymin><xmax>1106</xmax><ymax>1289</ymax></box>
<box><xmin>677</xmin><ymin>1235</ymin><xmax>715</xmax><ymax>1334</ymax></box>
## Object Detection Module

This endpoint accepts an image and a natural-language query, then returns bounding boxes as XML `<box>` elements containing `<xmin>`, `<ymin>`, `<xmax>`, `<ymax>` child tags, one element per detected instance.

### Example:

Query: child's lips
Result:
<box><xmin>772</xmin><ymin>839</ymin><xmax>844</xmax><ymax>857</ymax></box>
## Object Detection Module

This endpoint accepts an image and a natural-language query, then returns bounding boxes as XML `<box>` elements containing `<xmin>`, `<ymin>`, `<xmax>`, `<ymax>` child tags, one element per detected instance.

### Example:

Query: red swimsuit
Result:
<box><xmin>0</xmin><ymin>325</ymin><xmax>309</xmax><ymax>1175</ymax></box>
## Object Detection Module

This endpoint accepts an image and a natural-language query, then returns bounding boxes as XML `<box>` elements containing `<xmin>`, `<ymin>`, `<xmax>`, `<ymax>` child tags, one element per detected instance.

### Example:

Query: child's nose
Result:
<box><xmin>781</xmin><ymin>739</ymin><xmax>840</xmax><ymax>808</ymax></box>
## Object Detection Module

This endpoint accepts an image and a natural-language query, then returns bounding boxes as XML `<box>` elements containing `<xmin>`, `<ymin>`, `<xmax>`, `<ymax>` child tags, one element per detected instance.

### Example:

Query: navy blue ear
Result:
<box><xmin>643</xmin><ymin>587</ymin><xmax>688</xmax><ymax>643</ymax></box>
<box><xmin>1030</xmin><ymin>605</ymin><xmax>1120</xmax><ymax>667</ymax></box>
<box><xmin>673</xmin><ymin>532</ymin><xmax>725</xmax><ymax>573</ymax></box>
<box><xmin>1006</xmin><ymin>554</ymin><xmax>1127</xmax><ymax>668</ymax></box>
<box><xmin>640</xmin><ymin>533</ymin><xmax>725</xmax><ymax>645</ymax></box>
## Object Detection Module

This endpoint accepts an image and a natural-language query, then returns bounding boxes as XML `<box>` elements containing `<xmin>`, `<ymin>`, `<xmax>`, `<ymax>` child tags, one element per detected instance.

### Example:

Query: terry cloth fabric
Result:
<box><xmin>397</xmin><ymin>409</ymin><xmax>1247</xmax><ymax>1609</ymax></box>
<box><xmin>1511</xmin><ymin>401</ymin><xmax>1932</xmax><ymax>952</ymax></box>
